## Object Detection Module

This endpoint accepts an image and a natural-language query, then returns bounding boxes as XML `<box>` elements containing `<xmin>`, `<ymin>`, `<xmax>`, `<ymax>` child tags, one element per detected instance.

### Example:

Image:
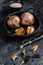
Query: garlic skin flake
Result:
<box><xmin>11</xmin><ymin>55</ymin><xmax>18</xmax><ymax>61</ymax></box>
<box><xmin>31</xmin><ymin>45</ymin><xmax>39</xmax><ymax>52</ymax></box>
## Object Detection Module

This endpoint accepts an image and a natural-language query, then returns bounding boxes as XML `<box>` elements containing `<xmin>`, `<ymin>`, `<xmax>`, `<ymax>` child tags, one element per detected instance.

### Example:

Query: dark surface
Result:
<box><xmin>0</xmin><ymin>0</ymin><xmax>43</xmax><ymax>65</ymax></box>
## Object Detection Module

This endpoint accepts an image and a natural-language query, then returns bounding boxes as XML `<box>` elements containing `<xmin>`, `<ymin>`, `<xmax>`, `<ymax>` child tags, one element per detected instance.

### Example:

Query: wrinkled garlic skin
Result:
<box><xmin>26</xmin><ymin>26</ymin><xmax>35</xmax><ymax>35</ymax></box>
<box><xmin>11</xmin><ymin>55</ymin><xmax>18</xmax><ymax>61</ymax></box>
<box><xmin>7</xmin><ymin>15</ymin><xmax>20</xmax><ymax>28</ymax></box>
<box><xmin>15</xmin><ymin>27</ymin><xmax>25</xmax><ymax>35</ymax></box>
<box><xmin>31</xmin><ymin>45</ymin><xmax>39</xmax><ymax>52</ymax></box>
<box><xmin>20</xmin><ymin>49</ymin><xmax>26</xmax><ymax>57</ymax></box>
<box><xmin>21</xmin><ymin>12</ymin><xmax>34</xmax><ymax>26</ymax></box>
<box><xmin>20</xmin><ymin>61</ymin><xmax>24</xmax><ymax>65</ymax></box>
<box><xmin>23</xmin><ymin>49</ymin><xmax>26</xmax><ymax>56</ymax></box>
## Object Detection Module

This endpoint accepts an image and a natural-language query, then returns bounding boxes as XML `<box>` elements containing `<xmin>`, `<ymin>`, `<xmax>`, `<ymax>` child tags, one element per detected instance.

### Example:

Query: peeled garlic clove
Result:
<box><xmin>26</xmin><ymin>26</ymin><xmax>35</xmax><ymax>35</ymax></box>
<box><xmin>15</xmin><ymin>27</ymin><xmax>25</xmax><ymax>35</ymax></box>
